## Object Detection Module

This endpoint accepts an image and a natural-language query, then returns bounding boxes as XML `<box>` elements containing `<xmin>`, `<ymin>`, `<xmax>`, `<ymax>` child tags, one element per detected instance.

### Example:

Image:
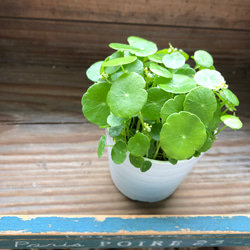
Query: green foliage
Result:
<box><xmin>193</xmin><ymin>50</ymin><xmax>214</xmax><ymax>68</ymax></box>
<box><xmin>160</xmin><ymin>111</ymin><xmax>207</xmax><ymax>160</ymax></box>
<box><xmin>163</xmin><ymin>52</ymin><xmax>186</xmax><ymax>69</ymax></box>
<box><xmin>97</xmin><ymin>135</ymin><xmax>106</xmax><ymax>158</ymax></box>
<box><xmin>128</xmin><ymin>132</ymin><xmax>150</xmax><ymax>157</ymax></box>
<box><xmin>183</xmin><ymin>86</ymin><xmax>217</xmax><ymax>126</ymax></box>
<box><xmin>107</xmin><ymin>72</ymin><xmax>147</xmax><ymax>118</ymax></box>
<box><xmin>157</xmin><ymin>74</ymin><xmax>197</xmax><ymax>93</ymax></box>
<box><xmin>141</xmin><ymin>87</ymin><xmax>171</xmax><ymax>120</ymax></box>
<box><xmin>220</xmin><ymin>115</ymin><xmax>242</xmax><ymax>129</ymax></box>
<box><xmin>81</xmin><ymin>82</ymin><xmax>111</xmax><ymax>126</ymax></box>
<box><xmin>82</xmin><ymin>36</ymin><xmax>242</xmax><ymax>171</ymax></box>
<box><xmin>161</xmin><ymin>95</ymin><xmax>185</xmax><ymax>123</ymax></box>
<box><xmin>111</xmin><ymin>141</ymin><xmax>127</xmax><ymax>164</ymax></box>
<box><xmin>86</xmin><ymin>61</ymin><xmax>103</xmax><ymax>82</ymax></box>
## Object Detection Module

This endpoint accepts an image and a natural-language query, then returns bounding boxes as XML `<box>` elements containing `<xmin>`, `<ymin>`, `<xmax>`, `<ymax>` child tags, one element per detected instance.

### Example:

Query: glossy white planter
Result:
<box><xmin>106</xmin><ymin>131</ymin><xmax>202</xmax><ymax>203</ymax></box>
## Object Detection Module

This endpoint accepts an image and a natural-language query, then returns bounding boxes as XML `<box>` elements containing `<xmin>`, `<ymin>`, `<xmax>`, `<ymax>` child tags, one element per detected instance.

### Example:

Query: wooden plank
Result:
<box><xmin>1</xmin><ymin>64</ymin><xmax>249</xmax><ymax>125</ymax></box>
<box><xmin>0</xmin><ymin>64</ymin><xmax>249</xmax><ymax>215</ymax></box>
<box><xmin>0</xmin><ymin>18</ymin><xmax>249</xmax><ymax>68</ymax></box>
<box><xmin>0</xmin><ymin>215</ymin><xmax>249</xmax><ymax>248</ymax></box>
<box><xmin>0</xmin><ymin>65</ymin><xmax>88</xmax><ymax>123</ymax></box>
<box><xmin>0</xmin><ymin>118</ymin><xmax>249</xmax><ymax>215</ymax></box>
<box><xmin>0</xmin><ymin>0</ymin><xmax>249</xmax><ymax>30</ymax></box>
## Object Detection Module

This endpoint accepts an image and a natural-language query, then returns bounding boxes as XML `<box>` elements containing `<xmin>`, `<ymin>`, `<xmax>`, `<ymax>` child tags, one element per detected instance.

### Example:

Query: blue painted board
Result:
<box><xmin>0</xmin><ymin>215</ymin><xmax>249</xmax><ymax>248</ymax></box>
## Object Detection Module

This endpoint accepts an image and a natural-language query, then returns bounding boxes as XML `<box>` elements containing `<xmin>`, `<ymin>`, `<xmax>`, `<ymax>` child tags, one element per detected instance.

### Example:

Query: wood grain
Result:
<box><xmin>0</xmin><ymin>65</ymin><xmax>249</xmax><ymax>125</ymax></box>
<box><xmin>0</xmin><ymin>63</ymin><xmax>249</xmax><ymax>215</ymax></box>
<box><xmin>0</xmin><ymin>65</ymin><xmax>88</xmax><ymax>123</ymax></box>
<box><xmin>0</xmin><ymin>18</ymin><xmax>249</xmax><ymax>67</ymax></box>
<box><xmin>0</xmin><ymin>0</ymin><xmax>249</xmax><ymax>30</ymax></box>
<box><xmin>0</xmin><ymin>120</ymin><xmax>249</xmax><ymax>215</ymax></box>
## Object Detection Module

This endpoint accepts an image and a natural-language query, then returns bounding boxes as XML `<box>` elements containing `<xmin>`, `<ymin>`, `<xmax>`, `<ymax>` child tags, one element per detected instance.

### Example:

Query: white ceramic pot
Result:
<box><xmin>106</xmin><ymin>131</ymin><xmax>203</xmax><ymax>203</ymax></box>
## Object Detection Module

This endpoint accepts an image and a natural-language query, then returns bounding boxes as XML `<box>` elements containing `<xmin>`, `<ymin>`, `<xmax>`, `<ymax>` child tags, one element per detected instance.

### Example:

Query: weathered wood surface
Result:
<box><xmin>0</xmin><ymin>1</ymin><xmax>249</xmax><ymax>247</ymax></box>
<box><xmin>0</xmin><ymin>0</ymin><xmax>249</xmax><ymax>30</ymax></box>
<box><xmin>0</xmin><ymin>65</ymin><xmax>249</xmax><ymax>215</ymax></box>
<box><xmin>0</xmin><ymin>18</ymin><xmax>249</xmax><ymax>68</ymax></box>
<box><xmin>0</xmin><ymin>65</ymin><xmax>249</xmax><ymax>121</ymax></box>
<box><xmin>0</xmin><ymin>0</ymin><xmax>249</xmax><ymax>68</ymax></box>
<box><xmin>0</xmin><ymin>122</ymin><xmax>249</xmax><ymax>215</ymax></box>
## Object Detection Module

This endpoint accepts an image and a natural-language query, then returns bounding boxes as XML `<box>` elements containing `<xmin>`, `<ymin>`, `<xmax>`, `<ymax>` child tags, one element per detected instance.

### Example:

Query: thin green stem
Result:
<box><xmin>123</xmin><ymin>126</ymin><xmax>127</xmax><ymax>141</ymax></box>
<box><xmin>153</xmin><ymin>141</ymin><xmax>161</xmax><ymax>159</ymax></box>
<box><xmin>121</xmin><ymin>65</ymin><xmax>126</xmax><ymax>73</ymax></box>
<box><xmin>102</xmin><ymin>74</ymin><xmax>111</xmax><ymax>84</ymax></box>
<box><xmin>138</xmin><ymin>112</ymin><xmax>146</xmax><ymax>131</ymax></box>
<box><xmin>136</xmin><ymin>118</ymin><xmax>141</xmax><ymax>132</ymax></box>
<box><xmin>222</xmin><ymin>108</ymin><xmax>229</xmax><ymax>115</ymax></box>
<box><xmin>215</xmin><ymin>125</ymin><xmax>227</xmax><ymax>135</ymax></box>
<box><xmin>214</xmin><ymin>91</ymin><xmax>225</xmax><ymax>108</ymax></box>
<box><xmin>105</xmin><ymin>78</ymin><xmax>112</xmax><ymax>84</ymax></box>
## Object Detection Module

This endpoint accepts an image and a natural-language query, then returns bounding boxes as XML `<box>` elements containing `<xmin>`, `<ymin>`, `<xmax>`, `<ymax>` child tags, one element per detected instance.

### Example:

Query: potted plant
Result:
<box><xmin>81</xmin><ymin>36</ymin><xmax>242</xmax><ymax>202</ymax></box>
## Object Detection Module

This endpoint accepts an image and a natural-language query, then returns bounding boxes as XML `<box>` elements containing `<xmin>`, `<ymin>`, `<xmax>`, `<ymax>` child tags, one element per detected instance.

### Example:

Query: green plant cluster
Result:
<box><xmin>82</xmin><ymin>36</ymin><xmax>242</xmax><ymax>172</ymax></box>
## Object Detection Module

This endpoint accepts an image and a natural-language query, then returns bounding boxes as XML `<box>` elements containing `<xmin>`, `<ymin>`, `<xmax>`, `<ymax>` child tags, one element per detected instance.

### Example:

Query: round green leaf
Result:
<box><xmin>158</xmin><ymin>74</ymin><xmax>197</xmax><ymax>93</ymax></box>
<box><xmin>163</xmin><ymin>52</ymin><xmax>186</xmax><ymax>69</ymax></box>
<box><xmin>97</xmin><ymin>135</ymin><xmax>106</xmax><ymax>158</ymax></box>
<box><xmin>104</xmin><ymin>51</ymin><xmax>123</xmax><ymax>75</ymax></box>
<box><xmin>141</xmin><ymin>87</ymin><xmax>171</xmax><ymax>120</ymax></box>
<box><xmin>108</xmin><ymin>126</ymin><xmax>123</xmax><ymax>137</ymax></box>
<box><xmin>102</xmin><ymin>56</ymin><xmax>137</xmax><ymax>67</ymax></box>
<box><xmin>111</xmin><ymin>141</ymin><xmax>127</xmax><ymax>164</ymax></box>
<box><xmin>194</xmin><ymin>69</ymin><xmax>225</xmax><ymax>89</ymax></box>
<box><xmin>107</xmin><ymin>72</ymin><xmax>147</xmax><ymax>118</ymax></box>
<box><xmin>207</xmin><ymin>101</ymin><xmax>222</xmax><ymax>133</ymax></box>
<box><xmin>86</xmin><ymin>61</ymin><xmax>103</xmax><ymax>82</ymax></box>
<box><xmin>148</xmin><ymin>53</ymin><xmax>164</xmax><ymax>63</ymax></box>
<box><xmin>111</xmin><ymin>71</ymin><xmax>124</xmax><ymax>82</ymax></box>
<box><xmin>127</xmin><ymin>36</ymin><xmax>158</xmax><ymax>57</ymax></box>
<box><xmin>140</xmin><ymin>160</ymin><xmax>152</xmax><ymax>172</ymax></box>
<box><xmin>81</xmin><ymin>82</ymin><xmax>111</xmax><ymax>126</ymax></box>
<box><xmin>150</xmin><ymin>62</ymin><xmax>172</xmax><ymax>78</ymax></box>
<box><xmin>124</xmin><ymin>59</ymin><xmax>144</xmax><ymax>75</ymax></box>
<box><xmin>221</xmin><ymin>89</ymin><xmax>239</xmax><ymax>109</ymax></box>
<box><xmin>128</xmin><ymin>132</ymin><xmax>150</xmax><ymax>157</ymax></box>
<box><xmin>129</xmin><ymin>153</ymin><xmax>144</xmax><ymax>168</ymax></box>
<box><xmin>220</xmin><ymin>115</ymin><xmax>243</xmax><ymax>129</ymax></box>
<box><xmin>184</xmin><ymin>86</ymin><xmax>217</xmax><ymax>126</ymax></box>
<box><xmin>107</xmin><ymin>113</ymin><xmax>127</xmax><ymax>127</ymax></box>
<box><xmin>109</xmin><ymin>43</ymin><xmax>142</xmax><ymax>54</ymax></box>
<box><xmin>149</xmin><ymin>123</ymin><xmax>162</xmax><ymax>141</ymax></box>
<box><xmin>197</xmin><ymin>132</ymin><xmax>213</xmax><ymax>153</ymax></box>
<box><xmin>194</xmin><ymin>50</ymin><xmax>213</xmax><ymax>68</ymax></box>
<box><xmin>160</xmin><ymin>95</ymin><xmax>185</xmax><ymax>123</ymax></box>
<box><xmin>174</xmin><ymin>65</ymin><xmax>196</xmax><ymax>77</ymax></box>
<box><xmin>160</xmin><ymin>111</ymin><xmax>207</xmax><ymax>160</ymax></box>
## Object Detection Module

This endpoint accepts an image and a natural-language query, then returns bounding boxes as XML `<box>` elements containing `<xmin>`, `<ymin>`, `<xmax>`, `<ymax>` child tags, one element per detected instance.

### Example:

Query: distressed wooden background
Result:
<box><xmin>0</xmin><ymin>0</ymin><xmax>250</xmax><ymax>215</ymax></box>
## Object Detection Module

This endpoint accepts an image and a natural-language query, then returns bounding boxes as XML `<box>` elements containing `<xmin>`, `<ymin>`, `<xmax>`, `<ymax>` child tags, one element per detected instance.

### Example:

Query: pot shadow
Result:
<box><xmin>121</xmin><ymin>192</ymin><xmax>177</xmax><ymax>215</ymax></box>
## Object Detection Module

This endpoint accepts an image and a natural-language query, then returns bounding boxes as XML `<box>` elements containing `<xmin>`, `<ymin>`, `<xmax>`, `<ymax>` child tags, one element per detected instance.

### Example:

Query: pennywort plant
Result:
<box><xmin>82</xmin><ymin>36</ymin><xmax>242</xmax><ymax>172</ymax></box>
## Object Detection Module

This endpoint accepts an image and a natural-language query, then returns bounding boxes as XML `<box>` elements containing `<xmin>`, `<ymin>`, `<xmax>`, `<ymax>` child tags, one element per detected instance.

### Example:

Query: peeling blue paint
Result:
<box><xmin>0</xmin><ymin>215</ymin><xmax>249</xmax><ymax>234</ymax></box>
<box><xmin>0</xmin><ymin>216</ymin><xmax>249</xmax><ymax>248</ymax></box>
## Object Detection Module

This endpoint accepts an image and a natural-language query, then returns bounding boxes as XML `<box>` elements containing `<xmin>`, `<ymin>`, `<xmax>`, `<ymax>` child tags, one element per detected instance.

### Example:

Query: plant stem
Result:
<box><xmin>123</xmin><ymin>126</ymin><xmax>127</xmax><ymax>140</ymax></box>
<box><xmin>121</xmin><ymin>65</ymin><xmax>126</xmax><ymax>73</ymax></box>
<box><xmin>222</xmin><ymin>108</ymin><xmax>229</xmax><ymax>115</ymax></box>
<box><xmin>153</xmin><ymin>141</ymin><xmax>161</xmax><ymax>159</ymax></box>
<box><xmin>102</xmin><ymin>74</ymin><xmax>111</xmax><ymax>84</ymax></box>
<box><xmin>215</xmin><ymin>125</ymin><xmax>227</xmax><ymax>135</ymax></box>
<box><xmin>138</xmin><ymin>112</ymin><xmax>146</xmax><ymax>131</ymax></box>
<box><xmin>136</xmin><ymin>118</ymin><xmax>141</xmax><ymax>132</ymax></box>
<box><xmin>214</xmin><ymin>91</ymin><xmax>225</xmax><ymax>108</ymax></box>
